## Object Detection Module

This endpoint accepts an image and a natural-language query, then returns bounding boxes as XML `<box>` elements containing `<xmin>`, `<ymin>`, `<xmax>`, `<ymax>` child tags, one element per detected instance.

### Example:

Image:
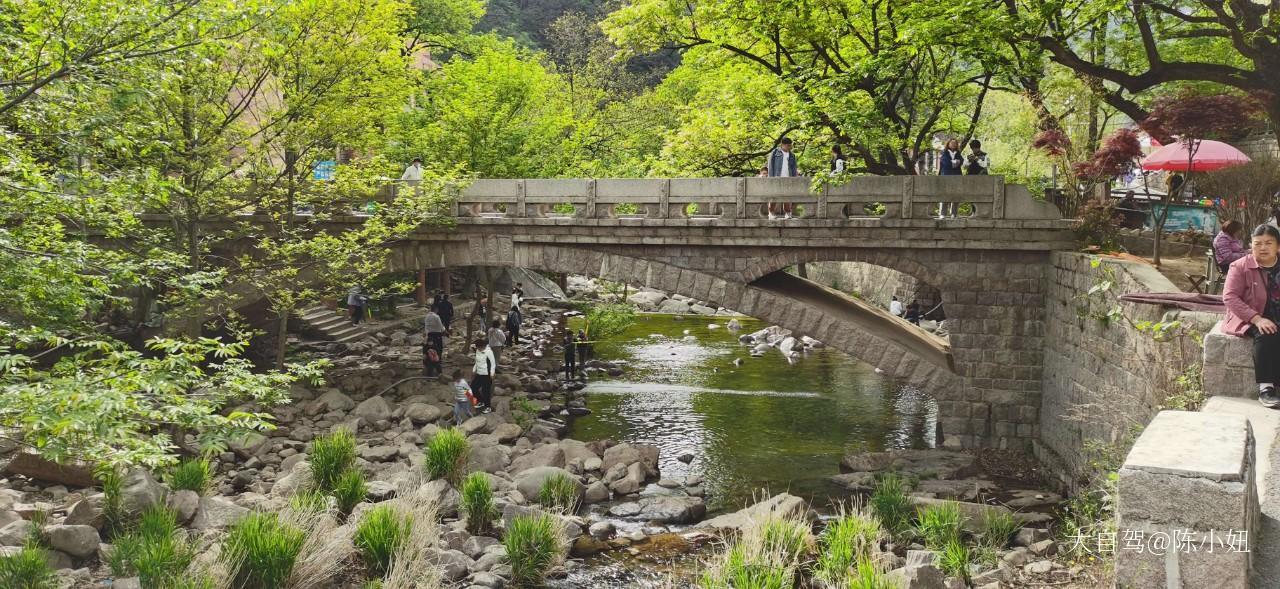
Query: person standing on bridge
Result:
<box><xmin>400</xmin><ymin>158</ymin><xmax>424</xmax><ymax>187</ymax></box>
<box><xmin>470</xmin><ymin>339</ymin><xmax>497</xmax><ymax>413</ymax></box>
<box><xmin>937</xmin><ymin>139</ymin><xmax>963</xmax><ymax>218</ymax></box>
<box><xmin>1222</xmin><ymin>224</ymin><xmax>1280</xmax><ymax>408</ymax></box>
<box><xmin>830</xmin><ymin>146</ymin><xmax>847</xmax><ymax>175</ymax></box>
<box><xmin>965</xmin><ymin>140</ymin><xmax>990</xmax><ymax>175</ymax></box>
<box><xmin>766</xmin><ymin>137</ymin><xmax>799</xmax><ymax>220</ymax></box>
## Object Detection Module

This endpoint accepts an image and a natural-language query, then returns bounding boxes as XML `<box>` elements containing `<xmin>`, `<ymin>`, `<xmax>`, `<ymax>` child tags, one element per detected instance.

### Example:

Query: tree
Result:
<box><xmin>1199</xmin><ymin>156</ymin><xmax>1280</xmax><ymax>236</ymax></box>
<box><xmin>602</xmin><ymin>0</ymin><xmax>998</xmax><ymax>175</ymax></box>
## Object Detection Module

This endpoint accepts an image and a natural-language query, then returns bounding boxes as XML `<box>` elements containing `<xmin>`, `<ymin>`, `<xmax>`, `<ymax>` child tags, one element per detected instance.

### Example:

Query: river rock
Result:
<box><xmin>467</xmin><ymin>445</ymin><xmax>511</xmax><ymax>474</ymax></box>
<box><xmin>628</xmin><ymin>291</ymin><xmax>667</xmax><ymax>310</ymax></box>
<box><xmin>514</xmin><ymin>467</ymin><xmax>583</xmax><ymax>501</ymax></box>
<box><xmin>64</xmin><ymin>497</ymin><xmax>103</xmax><ymax>528</ymax></box>
<box><xmin>840</xmin><ymin>450</ymin><xmax>979</xmax><ymax>480</ymax></box>
<box><xmin>316</xmin><ymin>390</ymin><xmax>355</xmax><ymax>412</ymax></box>
<box><xmin>510</xmin><ymin>444</ymin><xmax>565</xmax><ymax>473</ymax></box>
<box><xmin>887</xmin><ymin>564</ymin><xmax>947</xmax><ymax>589</ymax></box>
<box><xmin>121</xmin><ymin>469</ymin><xmax>166</xmax><ymax>518</ymax></box>
<box><xmin>493</xmin><ymin>423</ymin><xmax>522</xmax><ymax>443</ymax></box>
<box><xmin>462</xmin><ymin>535</ymin><xmax>499</xmax><ymax>558</ymax></box>
<box><xmin>690</xmin><ymin>304</ymin><xmax>717</xmax><ymax>316</ymax></box>
<box><xmin>829</xmin><ymin>472</ymin><xmax>877</xmax><ymax>492</ymax></box>
<box><xmin>656</xmin><ymin>299</ymin><xmax>692</xmax><ymax>314</ymax></box>
<box><xmin>44</xmin><ymin>525</ymin><xmax>99</xmax><ymax>558</ymax></box>
<box><xmin>404</xmin><ymin>403</ymin><xmax>443</xmax><ymax>424</ymax></box>
<box><xmin>608</xmin><ymin>496</ymin><xmax>705</xmax><ymax>524</ymax></box>
<box><xmin>462</xmin><ymin>416</ymin><xmax>491</xmax><ymax>435</ymax></box>
<box><xmin>572</xmin><ymin>535</ymin><xmax>610</xmax><ymax>557</ymax></box>
<box><xmin>354</xmin><ymin>396</ymin><xmax>394</xmax><ymax>422</ymax></box>
<box><xmin>190</xmin><ymin>497</ymin><xmax>248</xmax><ymax>530</ymax></box>
<box><xmin>271</xmin><ymin>463</ymin><xmax>311</xmax><ymax>497</ymax></box>
<box><xmin>1014</xmin><ymin>527</ymin><xmax>1049</xmax><ymax>547</ymax></box>
<box><xmin>429</xmin><ymin>548</ymin><xmax>472</xmax><ymax>581</ymax></box>
<box><xmin>588</xmin><ymin>521</ymin><xmax>615</xmax><ymax>538</ymax></box>
<box><xmin>559</xmin><ymin>439</ymin><xmax>599</xmax><ymax>466</ymax></box>
<box><xmin>608</xmin><ymin>462</ymin><xmax>645</xmax><ymax>495</ymax></box>
<box><xmin>601</xmin><ymin>443</ymin><xmax>659</xmax><ymax>477</ymax></box>
<box><xmin>583</xmin><ymin>481</ymin><xmax>610</xmax><ymax>504</ymax></box>
<box><xmin>421</xmin><ymin>480</ymin><xmax>461</xmax><ymax>518</ymax></box>
<box><xmin>697</xmin><ymin>493</ymin><xmax>812</xmax><ymax>532</ymax></box>
<box><xmin>166</xmin><ymin>490</ymin><xmax>200</xmax><ymax>524</ymax></box>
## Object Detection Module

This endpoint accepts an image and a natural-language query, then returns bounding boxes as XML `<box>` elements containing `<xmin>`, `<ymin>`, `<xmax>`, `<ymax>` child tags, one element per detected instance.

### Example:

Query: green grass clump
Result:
<box><xmin>289</xmin><ymin>490</ymin><xmax>330</xmax><ymax>513</ymax></box>
<box><xmin>937</xmin><ymin>538</ymin><xmax>971</xmax><ymax>580</ymax></box>
<box><xmin>504</xmin><ymin>513</ymin><xmax>565</xmax><ymax>587</ymax></box>
<box><xmin>978</xmin><ymin>508</ymin><xmax>1020</xmax><ymax>550</ymax></box>
<box><xmin>760</xmin><ymin>517</ymin><xmax>811</xmax><ymax>563</ymax></box>
<box><xmin>333</xmin><ymin>469</ymin><xmax>368</xmax><ymax>517</ymax></box>
<box><xmin>816</xmin><ymin>509</ymin><xmax>883</xmax><ymax>582</ymax></box>
<box><xmin>0</xmin><ymin>543</ymin><xmax>57</xmax><ymax>589</ymax></box>
<box><xmin>536</xmin><ymin>473</ymin><xmax>580</xmax><ymax>514</ymax></box>
<box><xmin>847</xmin><ymin>556</ymin><xmax>897</xmax><ymax>589</ymax></box>
<box><xmin>310</xmin><ymin>430</ymin><xmax>357</xmax><ymax>492</ymax></box>
<box><xmin>698</xmin><ymin>514</ymin><xmax>811</xmax><ymax>589</ymax></box>
<box><xmin>461</xmin><ymin>472</ymin><xmax>497</xmax><ymax>535</ymax></box>
<box><xmin>221</xmin><ymin>512</ymin><xmax>306</xmax><ymax>589</ymax></box>
<box><xmin>105</xmin><ymin>506</ymin><xmax>195</xmax><ymax>587</ymax></box>
<box><xmin>354</xmin><ymin>505</ymin><xmax>412</xmax><ymax>577</ymax></box>
<box><xmin>424</xmin><ymin>428</ymin><xmax>469</xmax><ymax>485</ymax></box>
<box><xmin>167</xmin><ymin>458</ymin><xmax>213</xmax><ymax>494</ymax></box>
<box><xmin>916</xmin><ymin>502</ymin><xmax>965</xmax><ymax>549</ymax></box>
<box><xmin>100</xmin><ymin>469</ymin><xmax>126</xmax><ymax>539</ymax></box>
<box><xmin>869</xmin><ymin>474</ymin><xmax>913</xmax><ymax>539</ymax></box>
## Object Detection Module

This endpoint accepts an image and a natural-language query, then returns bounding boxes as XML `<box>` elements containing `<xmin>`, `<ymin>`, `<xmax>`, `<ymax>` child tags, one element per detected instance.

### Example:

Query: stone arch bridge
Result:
<box><xmin>356</xmin><ymin>175</ymin><xmax>1072</xmax><ymax>449</ymax></box>
<box><xmin>139</xmin><ymin>176</ymin><xmax>1071</xmax><ymax>448</ymax></box>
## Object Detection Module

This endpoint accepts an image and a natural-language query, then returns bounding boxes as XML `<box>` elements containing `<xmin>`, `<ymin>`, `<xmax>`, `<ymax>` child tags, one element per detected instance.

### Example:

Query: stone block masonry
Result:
<box><xmin>1117</xmin><ymin>410</ymin><xmax>1257</xmax><ymax>589</ymax></box>
<box><xmin>1037</xmin><ymin>252</ymin><xmax>1219</xmax><ymax>487</ymax></box>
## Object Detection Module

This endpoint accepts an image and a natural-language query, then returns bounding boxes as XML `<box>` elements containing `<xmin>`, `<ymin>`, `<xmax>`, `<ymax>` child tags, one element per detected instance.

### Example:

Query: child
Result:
<box><xmin>452</xmin><ymin>369</ymin><xmax>476</xmax><ymax>426</ymax></box>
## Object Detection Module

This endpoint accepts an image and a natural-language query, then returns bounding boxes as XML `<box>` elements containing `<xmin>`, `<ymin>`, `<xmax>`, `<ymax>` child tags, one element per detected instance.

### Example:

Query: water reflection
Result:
<box><xmin>565</xmin><ymin>315</ymin><xmax>937</xmax><ymax>513</ymax></box>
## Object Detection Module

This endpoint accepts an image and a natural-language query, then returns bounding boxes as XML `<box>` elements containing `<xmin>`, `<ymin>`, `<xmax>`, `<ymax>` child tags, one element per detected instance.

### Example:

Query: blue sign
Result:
<box><xmin>1145</xmin><ymin>203</ymin><xmax>1217</xmax><ymax>233</ymax></box>
<box><xmin>313</xmin><ymin>160</ymin><xmax>335</xmax><ymax>181</ymax></box>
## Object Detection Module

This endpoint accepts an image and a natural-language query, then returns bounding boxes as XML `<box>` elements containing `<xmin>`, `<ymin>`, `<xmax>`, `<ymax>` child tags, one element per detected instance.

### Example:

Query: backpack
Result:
<box><xmin>426</xmin><ymin>348</ymin><xmax>440</xmax><ymax>363</ymax></box>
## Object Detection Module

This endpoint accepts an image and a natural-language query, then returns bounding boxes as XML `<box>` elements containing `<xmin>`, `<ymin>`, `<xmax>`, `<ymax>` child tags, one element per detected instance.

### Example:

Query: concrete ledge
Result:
<box><xmin>1205</xmin><ymin>321</ymin><xmax>1256</xmax><ymax>399</ymax></box>
<box><xmin>1118</xmin><ymin>410</ymin><xmax>1257</xmax><ymax>589</ymax></box>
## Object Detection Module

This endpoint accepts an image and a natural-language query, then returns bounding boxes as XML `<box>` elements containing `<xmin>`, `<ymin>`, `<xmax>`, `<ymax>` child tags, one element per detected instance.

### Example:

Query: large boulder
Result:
<box><xmin>167</xmin><ymin>490</ymin><xmax>200</xmax><ymax>524</ymax></box>
<box><xmin>403</xmin><ymin>403</ymin><xmax>443</xmax><ymax>425</ymax></box>
<box><xmin>121</xmin><ymin>469</ymin><xmax>166</xmax><ymax>518</ymax></box>
<box><xmin>559</xmin><ymin>440</ymin><xmax>599</xmax><ymax>469</ymax></box>
<box><xmin>607</xmin><ymin>496</ymin><xmax>706</xmax><ymax>524</ymax></box>
<box><xmin>627</xmin><ymin>290</ymin><xmax>667</xmax><ymax>311</ymax></box>
<box><xmin>656</xmin><ymin>299</ymin><xmax>692</xmax><ymax>314</ymax></box>
<box><xmin>44</xmin><ymin>525</ymin><xmax>99</xmax><ymax>558</ymax></box>
<box><xmin>510</xmin><ymin>444</ymin><xmax>566</xmax><ymax>473</ymax></box>
<box><xmin>886</xmin><ymin>564</ymin><xmax>948</xmax><ymax>589</ymax></box>
<box><xmin>601</xmin><ymin>443</ymin><xmax>659</xmax><ymax>478</ymax></box>
<box><xmin>190</xmin><ymin>497</ymin><xmax>249</xmax><ymax>530</ymax></box>
<box><xmin>0</xmin><ymin>520</ymin><xmax>29</xmax><ymax>546</ymax></box>
<box><xmin>64</xmin><ymin>497</ymin><xmax>103</xmax><ymax>528</ymax></box>
<box><xmin>353</xmin><ymin>396</ymin><xmax>394</xmax><ymax>422</ymax></box>
<box><xmin>271</xmin><ymin>462</ymin><xmax>311</xmax><ymax>497</ymax></box>
<box><xmin>840</xmin><ymin>450</ymin><xmax>979</xmax><ymax>480</ymax></box>
<box><xmin>316</xmin><ymin>390</ymin><xmax>356</xmax><ymax>412</ymax></box>
<box><xmin>514</xmin><ymin>467</ymin><xmax>583</xmax><ymax>501</ymax></box>
<box><xmin>697</xmin><ymin>493</ymin><xmax>813</xmax><ymax>532</ymax></box>
<box><xmin>421</xmin><ymin>480</ymin><xmax>461</xmax><ymax>518</ymax></box>
<box><xmin>467</xmin><ymin>444</ymin><xmax>511</xmax><ymax>474</ymax></box>
<box><xmin>608</xmin><ymin>462</ymin><xmax>646</xmax><ymax>496</ymax></box>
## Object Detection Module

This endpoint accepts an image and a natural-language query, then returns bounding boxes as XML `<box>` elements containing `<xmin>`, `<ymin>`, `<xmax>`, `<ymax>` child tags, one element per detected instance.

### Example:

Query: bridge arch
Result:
<box><xmin>386</xmin><ymin>239</ymin><xmax>963</xmax><ymax>399</ymax></box>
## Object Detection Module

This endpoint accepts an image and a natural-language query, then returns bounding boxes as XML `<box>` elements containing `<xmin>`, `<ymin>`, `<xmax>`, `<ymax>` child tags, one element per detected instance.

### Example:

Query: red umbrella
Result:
<box><xmin>1140</xmin><ymin>139</ymin><xmax>1251</xmax><ymax>172</ymax></box>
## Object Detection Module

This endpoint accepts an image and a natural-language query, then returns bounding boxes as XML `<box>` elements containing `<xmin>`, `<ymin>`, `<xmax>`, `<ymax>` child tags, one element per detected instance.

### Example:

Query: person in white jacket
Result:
<box><xmin>400</xmin><ymin>158</ymin><xmax>423</xmax><ymax>186</ymax></box>
<box><xmin>470</xmin><ymin>339</ymin><xmax>497</xmax><ymax>413</ymax></box>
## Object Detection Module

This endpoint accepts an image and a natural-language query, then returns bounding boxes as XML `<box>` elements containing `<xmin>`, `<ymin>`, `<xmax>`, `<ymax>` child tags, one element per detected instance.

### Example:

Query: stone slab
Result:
<box><xmin>1123</xmin><ymin>411</ymin><xmax>1251</xmax><ymax>482</ymax></box>
<box><xmin>1203</xmin><ymin>396</ymin><xmax>1280</xmax><ymax>500</ymax></box>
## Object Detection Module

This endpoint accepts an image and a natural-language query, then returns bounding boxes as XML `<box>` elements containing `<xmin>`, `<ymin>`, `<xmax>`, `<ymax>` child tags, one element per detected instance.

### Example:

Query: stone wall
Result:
<box><xmin>1038</xmin><ymin>252</ymin><xmax>1219</xmax><ymax>487</ymax></box>
<box><xmin>805</xmin><ymin>262</ymin><xmax>940</xmax><ymax>310</ymax></box>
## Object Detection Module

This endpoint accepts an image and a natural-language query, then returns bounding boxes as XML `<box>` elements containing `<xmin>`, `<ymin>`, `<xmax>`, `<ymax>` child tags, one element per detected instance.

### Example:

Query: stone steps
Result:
<box><xmin>295</xmin><ymin>302</ymin><xmax>422</xmax><ymax>343</ymax></box>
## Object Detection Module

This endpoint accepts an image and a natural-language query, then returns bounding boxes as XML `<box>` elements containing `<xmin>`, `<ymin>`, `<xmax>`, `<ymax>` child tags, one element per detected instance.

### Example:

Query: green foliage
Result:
<box><xmin>354</xmin><ymin>505</ymin><xmax>412</xmax><ymax>577</ymax></box>
<box><xmin>461</xmin><ymin>472</ymin><xmax>498</xmax><ymax>535</ymax></box>
<box><xmin>536</xmin><ymin>473</ymin><xmax>581</xmax><ymax>514</ymax></box>
<box><xmin>937</xmin><ymin>538</ymin><xmax>971</xmax><ymax>580</ymax></box>
<box><xmin>582</xmin><ymin>303</ymin><xmax>637</xmax><ymax>342</ymax></box>
<box><xmin>817</xmin><ymin>509</ymin><xmax>883</xmax><ymax>582</ymax></box>
<box><xmin>847</xmin><ymin>557</ymin><xmax>897</xmax><ymax>589</ymax></box>
<box><xmin>1162</xmin><ymin>363</ymin><xmax>1206</xmax><ymax>411</ymax></box>
<box><xmin>916</xmin><ymin>502</ymin><xmax>965</xmax><ymax>549</ymax></box>
<box><xmin>504</xmin><ymin>513</ymin><xmax>565</xmax><ymax>587</ymax></box>
<box><xmin>1072</xmin><ymin>200</ymin><xmax>1121</xmax><ymax>252</ymax></box>
<box><xmin>614</xmin><ymin>203</ymin><xmax>641</xmax><ymax>215</ymax></box>
<box><xmin>332</xmin><ymin>469</ymin><xmax>369</xmax><ymax>517</ymax></box>
<box><xmin>310</xmin><ymin>430</ymin><xmax>358</xmax><ymax>492</ymax></box>
<box><xmin>107</xmin><ymin>507</ymin><xmax>196</xmax><ymax>588</ymax></box>
<box><xmin>697</xmin><ymin>515</ymin><xmax>811</xmax><ymax>589</ymax></box>
<box><xmin>424</xmin><ymin>427</ymin><xmax>470</xmax><ymax>485</ymax></box>
<box><xmin>289</xmin><ymin>491</ymin><xmax>330</xmax><ymax>514</ymax></box>
<box><xmin>870</xmin><ymin>474</ymin><xmax>913</xmax><ymax>539</ymax></box>
<box><xmin>512</xmin><ymin>397</ymin><xmax>539</xmax><ymax>433</ymax></box>
<box><xmin>760</xmin><ymin>517</ymin><xmax>811</xmax><ymax>564</ymax></box>
<box><xmin>100</xmin><ymin>469</ymin><xmax>127</xmax><ymax>539</ymax></box>
<box><xmin>167</xmin><ymin>458</ymin><xmax>213</xmax><ymax>494</ymax></box>
<box><xmin>0</xmin><ymin>543</ymin><xmax>56</xmax><ymax>589</ymax></box>
<box><xmin>222</xmin><ymin>512</ymin><xmax>306</xmax><ymax>589</ymax></box>
<box><xmin>979</xmin><ymin>509</ymin><xmax>1021</xmax><ymax>550</ymax></box>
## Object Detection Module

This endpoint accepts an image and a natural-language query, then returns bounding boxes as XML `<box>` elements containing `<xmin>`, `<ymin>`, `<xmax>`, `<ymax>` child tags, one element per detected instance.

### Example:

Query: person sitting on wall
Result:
<box><xmin>1222</xmin><ymin>224</ymin><xmax>1280</xmax><ymax>408</ymax></box>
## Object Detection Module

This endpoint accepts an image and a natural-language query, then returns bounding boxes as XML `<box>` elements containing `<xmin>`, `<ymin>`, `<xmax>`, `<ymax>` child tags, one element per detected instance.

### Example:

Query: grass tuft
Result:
<box><xmin>536</xmin><ymin>473</ymin><xmax>580</xmax><ymax>514</ymax></box>
<box><xmin>354</xmin><ymin>504</ymin><xmax>412</xmax><ymax>577</ymax></box>
<box><xmin>697</xmin><ymin>513</ymin><xmax>812</xmax><ymax>589</ymax></box>
<box><xmin>816</xmin><ymin>506</ymin><xmax>883</xmax><ymax>582</ymax></box>
<box><xmin>310</xmin><ymin>430</ymin><xmax>357</xmax><ymax>492</ymax></box>
<box><xmin>167</xmin><ymin>458</ymin><xmax>213</xmax><ymax>494</ymax></box>
<box><xmin>289</xmin><ymin>490</ymin><xmax>331</xmax><ymax>514</ymax></box>
<box><xmin>916</xmin><ymin>502</ymin><xmax>965</xmax><ymax>549</ymax></box>
<box><xmin>100</xmin><ymin>469</ymin><xmax>126</xmax><ymax>539</ymax></box>
<box><xmin>332</xmin><ymin>469</ymin><xmax>368</xmax><ymax>517</ymax></box>
<box><xmin>937</xmin><ymin>538</ymin><xmax>971</xmax><ymax>580</ymax></box>
<box><xmin>978</xmin><ymin>508</ymin><xmax>1021</xmax><ymax>550</ymax></box>
<box><xmin>221</xmin><ymin>512</ymin><xmax>306</xmax><ymax>589</ymax></box>
<box><xmin>423</xmin><ymin>428</ymin><xmax>469</xmax><ymax>485</ymax></box>
<box><xmin>105</xmin><ymin>506</ymin><xmax>194</xmax><ymax>588</ymax></box>
<box><xmin>847</xmin><ymin>556</ymin><xmax>897</xmax><ymax>589</ymax></box>
<box><xmin>504</xmin><ymin>513</ymin><xmax>566</xmax><ymax>587</ymax></box>
<box><xmin>0</xmin><ymin>543</ymin><xmax>57</xmax><ymax>589</ymax></box>
<box><xmin>461</xmin><ymin>472</ymin><xmax>497</xmax><ymax>535</ymax></box>
<box><xmin>869</xmin><ymin>474</ymin><xmax>913</xmax><ymax>539</ymax></box>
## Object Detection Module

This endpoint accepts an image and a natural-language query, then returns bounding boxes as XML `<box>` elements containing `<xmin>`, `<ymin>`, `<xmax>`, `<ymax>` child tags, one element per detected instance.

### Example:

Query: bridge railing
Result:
<box><xmin>446</xmin><ymin>175</ymin><xmax>1054</xmax><ymax>221</ymax></box>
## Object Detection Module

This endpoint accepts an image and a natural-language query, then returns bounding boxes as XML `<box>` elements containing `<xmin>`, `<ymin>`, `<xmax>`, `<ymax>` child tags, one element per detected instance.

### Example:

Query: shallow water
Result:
<box><xmin>565</xmin><ymin>314</ymin><xmax>937</xmax><ymax>514</ymax></box>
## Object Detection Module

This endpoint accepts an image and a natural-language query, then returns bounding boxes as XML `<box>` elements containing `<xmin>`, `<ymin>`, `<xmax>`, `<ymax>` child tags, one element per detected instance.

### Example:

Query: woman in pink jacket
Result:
<box><xmin>1222</xmin><ymin>224</ymin><xmax>1280</xmax><ymax>408</ymax></box>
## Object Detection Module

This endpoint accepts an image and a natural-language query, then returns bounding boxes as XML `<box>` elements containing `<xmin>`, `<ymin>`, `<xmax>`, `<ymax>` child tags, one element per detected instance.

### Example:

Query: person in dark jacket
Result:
<box><xmin>438</xmin><ymin>294</ymin><xmax>455</xmax><ymax>330</ymax></box>
<box><xmin>562</xmin><ymin>333</ymin><xmax>577</xmax><ymax>380</ymax></box>
<box><xmin>506</xmin><ymin>306</ymin><xmax>523</xmax><ymax>345</ymax></box>
<box><xmin>766</xmin><ymin>137</ymin><xmax>799</xmax><ymax>220</ymax></box>
<box><xmin>938</xmin><ymin>139</ymin><xmax>963</xmax><ymax>176</ymax></box>
<box><xmin>965</xmin><ymin>140</ymin><xmax>989</xmax><ymax>175</ymax></box>
<box><xmin>904</xmin><ymin>301</ymin><xmax>922</xmax><ymax>325</ymax></box>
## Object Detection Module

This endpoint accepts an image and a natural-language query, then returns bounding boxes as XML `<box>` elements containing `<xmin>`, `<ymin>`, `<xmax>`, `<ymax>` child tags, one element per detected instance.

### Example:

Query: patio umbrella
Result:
<box><xmin>1140</xmin><ymin>139</ymin><xmax>1251</xmax><ymax>172</ymax></box>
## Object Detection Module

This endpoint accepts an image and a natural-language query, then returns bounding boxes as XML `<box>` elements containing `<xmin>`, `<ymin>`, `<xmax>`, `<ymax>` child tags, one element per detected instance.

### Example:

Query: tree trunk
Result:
<box><xmin>274</xmin><ymin>306</ymin><xmax>291</xmax><ymax>370</ymax></box>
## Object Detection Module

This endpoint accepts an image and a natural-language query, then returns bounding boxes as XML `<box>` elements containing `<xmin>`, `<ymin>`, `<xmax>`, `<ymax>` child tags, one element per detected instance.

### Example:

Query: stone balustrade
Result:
<box><xmin>445</xmin><ymin>176</ymin><xmax>1060</xmax><ymax>221</ymax></box>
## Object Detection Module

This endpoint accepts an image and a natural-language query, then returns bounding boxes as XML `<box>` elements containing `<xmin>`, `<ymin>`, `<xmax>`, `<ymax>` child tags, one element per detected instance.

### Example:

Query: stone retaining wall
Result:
<box><xmin>1038</xmin><ymin>252</ymin><xmax>1218</xmax><ymax>487</ymax></box>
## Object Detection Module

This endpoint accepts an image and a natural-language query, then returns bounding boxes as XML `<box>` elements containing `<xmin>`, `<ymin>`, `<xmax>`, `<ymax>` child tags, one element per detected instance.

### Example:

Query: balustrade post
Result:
<box><xmin>515</xmin><ymin>180</ymin><xmax>527</xmax><ymax>217</ymax></box>
<box><xmin>581</xmin><ymin>179</ymin><xmax>598</xmax><ymax>219</ymax></box>
<box><xmin>732</xmin><ymin>178</ymin><xmax>746</xmax><ymax>220</ymax></box>
<box><xmin>659</xmin><ymin>179</ymin><xmax>671</xmax><ymax>219</ymax></box>
<box><xmin>991</xmin><ymin>176</ymin><xmax>1006</xmax><ymax>219</ymax></box>
<box><xmin>901</xmin><ymin>176</ymin><xmax>915</xmax><ymax>219</ymax></box>
<box><xmin>816</xmin><ymin>184</ymin><xmax>828</xmax><ymax>219</ymax></box>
